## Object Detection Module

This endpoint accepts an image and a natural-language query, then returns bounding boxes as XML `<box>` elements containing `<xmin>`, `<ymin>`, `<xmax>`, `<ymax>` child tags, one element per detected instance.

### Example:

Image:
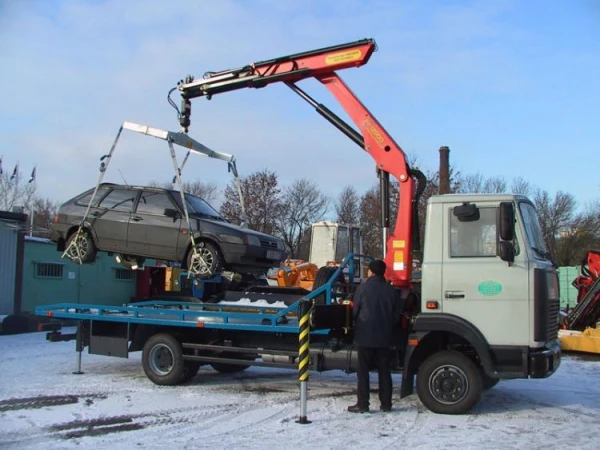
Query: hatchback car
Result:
<box><xmin>52</xmin><ymin>183</ymin><xmax>287</xmax><ymax>278</ymax></box>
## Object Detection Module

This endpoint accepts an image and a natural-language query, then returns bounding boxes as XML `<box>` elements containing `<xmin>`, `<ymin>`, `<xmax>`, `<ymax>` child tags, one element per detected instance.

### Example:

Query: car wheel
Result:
<box><xmin>65</xmin><ymin>228</ymin><xmax>97</xmax><ymax>264</ymax></box>
<box><xmin>187</xmin><ymin>241</ymin><xmax>224</xmax><ymax>279</ymax></box>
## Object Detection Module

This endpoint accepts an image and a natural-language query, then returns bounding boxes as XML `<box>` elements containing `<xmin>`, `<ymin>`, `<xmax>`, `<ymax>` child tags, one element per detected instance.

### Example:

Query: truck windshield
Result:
<box><xmin>518</xmin><ymin>201</ymin><xmax>549</xmax><ymax>258</ymax></box>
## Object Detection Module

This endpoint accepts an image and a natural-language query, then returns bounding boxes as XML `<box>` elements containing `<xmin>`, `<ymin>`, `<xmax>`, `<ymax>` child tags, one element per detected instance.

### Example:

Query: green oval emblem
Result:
<box><xmin>478</xmin><ymin>280</ymin><xmax>503</xmax><ymax>296</ymax></box>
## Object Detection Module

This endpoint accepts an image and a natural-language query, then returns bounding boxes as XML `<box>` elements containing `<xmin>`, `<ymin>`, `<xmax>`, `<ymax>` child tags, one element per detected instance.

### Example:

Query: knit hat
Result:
<box><xmin>368</xmin><ymin>259</ymin><xmax>386</xmax><ymax>276</ymax></box>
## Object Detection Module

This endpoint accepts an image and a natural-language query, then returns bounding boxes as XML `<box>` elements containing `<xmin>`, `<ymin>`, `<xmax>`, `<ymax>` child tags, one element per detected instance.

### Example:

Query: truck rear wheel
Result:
<box><xmin>142</xmin><ymin>333</ymin><xmax>186</xmax><ymax>385</ymax></box>
<box><xmin>416</xmin><ymin>350</ymin><xmax>483</xmax><ymax>414</ymax></box>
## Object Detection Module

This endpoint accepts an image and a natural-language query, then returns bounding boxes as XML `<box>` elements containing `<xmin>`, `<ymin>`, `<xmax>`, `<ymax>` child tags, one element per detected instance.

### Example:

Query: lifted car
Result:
<box><xmin>52</xmin><ymin>183</ymin><xmax>286</xmax><ymax>278</ymax></box>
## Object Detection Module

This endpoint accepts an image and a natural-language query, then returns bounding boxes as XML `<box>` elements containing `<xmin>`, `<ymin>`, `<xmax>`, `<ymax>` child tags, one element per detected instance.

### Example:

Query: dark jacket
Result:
<box><xmin>352</xmin><ymin>275</ymin><xmax>403</xmax><ymax>348</ymax></box>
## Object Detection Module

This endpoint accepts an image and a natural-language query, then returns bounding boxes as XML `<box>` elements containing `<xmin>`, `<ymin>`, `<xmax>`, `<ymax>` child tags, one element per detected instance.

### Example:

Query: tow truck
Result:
<box><xmin>36</xmin><ymin>38</ymin><xmax>561</xmax><ymax>415</ymax></box>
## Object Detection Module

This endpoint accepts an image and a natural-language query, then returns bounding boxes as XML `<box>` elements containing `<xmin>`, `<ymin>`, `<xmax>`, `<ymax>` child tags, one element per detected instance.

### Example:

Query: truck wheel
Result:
<box><xmin>187</xmin><ymin>241</ymin><xmax>224</xmax><ymax>279</ymax></box>
<box><xmin>65</xmin><ymin>229</ymin><xmax>97</xmax><ymax>264</ymax></box>
<box><xmin>180</xmin><ymin>361</ymin><xmax>201</xmax><ymax>383</ymax></box>
<box><xmin>416</xmin><ymin>350</ymin><xmax>483</xmax><ymax>414</ymax></box>
<box><xmin>142</xmin><ymin>333</ymin><xmax>185</xmax><ymax>385</ymax></box>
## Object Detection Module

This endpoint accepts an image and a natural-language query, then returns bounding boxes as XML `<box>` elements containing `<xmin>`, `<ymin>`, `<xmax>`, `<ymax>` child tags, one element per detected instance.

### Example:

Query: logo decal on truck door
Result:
<box><xmin>478</xmin><ymin>280</ymin><xmax>503</xmax><ymax>296</ymax></box>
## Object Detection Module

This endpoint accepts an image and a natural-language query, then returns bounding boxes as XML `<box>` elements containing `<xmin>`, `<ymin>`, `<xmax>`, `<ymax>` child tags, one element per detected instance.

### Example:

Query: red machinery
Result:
<box><xmin>562</xmin><ymin>250</ymin><xmax>600</xmax><ymax>331</ymax></box>
<box><xmin>172</xmin><ymin>39</ymin><xmax>426</xmax><ymax>287</ymax></box>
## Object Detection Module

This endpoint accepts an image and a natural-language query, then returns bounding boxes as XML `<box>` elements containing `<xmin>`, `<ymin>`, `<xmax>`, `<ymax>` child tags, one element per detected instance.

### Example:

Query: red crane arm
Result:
<box><xmin>176</xmin><ymin>39</ymin><xmax>422</xmax><ymax>287</ymax></box>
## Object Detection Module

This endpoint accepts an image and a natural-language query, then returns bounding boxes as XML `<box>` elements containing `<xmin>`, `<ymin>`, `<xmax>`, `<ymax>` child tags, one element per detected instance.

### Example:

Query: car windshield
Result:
<box><xmin>518</xmin><ymin>201</ymin><xmax>549</xmax><ymax>258</ymax></box>
<box><xmin>173</xmin><ymin>193</ymin><xmax>226</xmax><ymax>221</ymax></box>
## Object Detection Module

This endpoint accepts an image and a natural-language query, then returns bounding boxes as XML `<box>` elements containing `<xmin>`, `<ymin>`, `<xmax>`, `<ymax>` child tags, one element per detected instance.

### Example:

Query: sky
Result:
<box><xmin>1</xmin><ymin>0</ymin><xmax>599</xmax><ymax>213</ymax></box>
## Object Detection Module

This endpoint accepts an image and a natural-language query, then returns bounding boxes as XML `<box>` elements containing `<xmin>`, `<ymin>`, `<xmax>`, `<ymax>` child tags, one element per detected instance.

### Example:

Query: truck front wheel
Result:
<box><xmin>142</xmin><ymin>333</ymin><xmax>186</xmax><ymax>385</ymax></box>
<box><xmin>416</xmin><ymin>350</ymin><xmax>483</xmax><ymax>414</ymax></box>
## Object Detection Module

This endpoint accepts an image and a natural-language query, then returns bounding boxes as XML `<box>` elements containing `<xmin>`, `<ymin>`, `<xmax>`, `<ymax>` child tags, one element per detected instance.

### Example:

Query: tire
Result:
<box><xmin>180</xmin><ymin>361</ymin><xmax>201</xmax><ymax>383</ymax></box>
<box><xmin>142</xmin><ymin>333</ymin><xmax>186</xmax><ymax>385</ymax></box>
<box><xmin>416</xmin><ymin>350</ymin><xmax>483</xmax><ymax>415</ymax></box>
<box><xmin>186</xmin><ymin>241</ymin><xmax>224</xmax><ymax>279</ymax></box>
<box><xmin>482</xmin><ymin>374</ymin><xmax>500</xmax><ymax>390</ymax></box>
<box><xmin>65</xmin><ymin>228</ymin><xmax>97</xmax><ymax>264</ymax></box>
<box><xmin>312</xmin><ymin>266</ymin><xmax>345</xmax><ymax>304</ymax></box>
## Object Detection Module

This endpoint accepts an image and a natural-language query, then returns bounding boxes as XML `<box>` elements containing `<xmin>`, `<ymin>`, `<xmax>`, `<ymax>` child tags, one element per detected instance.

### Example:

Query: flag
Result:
<box><xmin>29</xmin><ymin>166</ymin><xmax>36</xmax><ymax>183</ymax></box>
<box><xmin>10</xmin><ymin>163</ymin><xmax>18</xmax><ymax>181</ymax></box>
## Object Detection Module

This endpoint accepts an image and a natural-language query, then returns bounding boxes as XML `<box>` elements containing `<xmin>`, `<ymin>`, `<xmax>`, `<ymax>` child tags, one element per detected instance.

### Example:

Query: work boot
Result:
<box><xmin>347</xmin><ymin>404</ymin><xmax>369</xmax><ymax>413</ymax></box>
<box><xmin>380</xmin><ymin>404</ymin><xmax>392</xmax><ymax>412</ymax></box>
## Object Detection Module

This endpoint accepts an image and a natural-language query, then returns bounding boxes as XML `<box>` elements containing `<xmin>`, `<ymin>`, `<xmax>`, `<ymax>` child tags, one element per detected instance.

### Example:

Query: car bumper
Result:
<box><xmin>529</xmin><ymin>341</ymin><xmax>561</xmax><ymax>378</ymax></box>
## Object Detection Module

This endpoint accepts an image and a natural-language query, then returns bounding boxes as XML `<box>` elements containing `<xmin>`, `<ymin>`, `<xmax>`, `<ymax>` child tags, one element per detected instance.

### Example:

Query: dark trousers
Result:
<box><xmin>356</xmin><ymin>346</ymin><xmax>393</xmax><ymax>409</ymax></box>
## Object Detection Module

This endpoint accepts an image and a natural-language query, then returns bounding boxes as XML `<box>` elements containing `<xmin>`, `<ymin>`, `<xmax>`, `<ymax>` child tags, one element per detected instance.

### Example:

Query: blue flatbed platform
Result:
<box><xmin>34</xmin><ymin>298</ymin><xmax>330</xmax><ymax>335</ymax></box>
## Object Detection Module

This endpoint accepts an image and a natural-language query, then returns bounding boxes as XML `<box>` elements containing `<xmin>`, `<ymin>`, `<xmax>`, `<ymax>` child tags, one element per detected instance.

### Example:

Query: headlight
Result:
<box><xmin>246</xmin><ymin>235</ymin><xmax>261</xmax><ymax>246</ymax></box>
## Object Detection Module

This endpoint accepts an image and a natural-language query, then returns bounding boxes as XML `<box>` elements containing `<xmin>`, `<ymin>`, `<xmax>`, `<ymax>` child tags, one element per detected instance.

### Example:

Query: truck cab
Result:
<box><xmin>401</xmin><ymin>194</ymin><xmax>561</xmax><ymax>413</ymax></box>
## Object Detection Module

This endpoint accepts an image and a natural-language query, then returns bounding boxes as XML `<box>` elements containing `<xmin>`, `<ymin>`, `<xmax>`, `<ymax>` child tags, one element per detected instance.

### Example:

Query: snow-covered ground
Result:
<box><xmin>1</xmin><ymin>329</ymin><xmax>599</xmax><ymax>450</ymax></box>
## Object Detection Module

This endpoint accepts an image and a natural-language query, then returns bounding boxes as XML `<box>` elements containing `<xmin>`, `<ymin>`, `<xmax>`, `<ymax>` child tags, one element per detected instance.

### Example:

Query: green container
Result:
<box><xmin>557</xmin><ymin>266</ymin><xmax>581</xmax><ymax>309</ymax></box>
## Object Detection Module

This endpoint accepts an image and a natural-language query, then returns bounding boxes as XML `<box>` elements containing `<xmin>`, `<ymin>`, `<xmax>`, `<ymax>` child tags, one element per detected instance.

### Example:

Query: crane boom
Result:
<box><xmin>175</xmin><ymin>38</ymin><xmax>425</xmax><ymax>287</ymax></box>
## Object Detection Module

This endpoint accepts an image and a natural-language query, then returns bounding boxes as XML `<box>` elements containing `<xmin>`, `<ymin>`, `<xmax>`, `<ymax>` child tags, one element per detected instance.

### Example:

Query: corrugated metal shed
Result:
<box><xmin>0</xmin><ymin>222</ymin><xmax>18</xmax><ymax>314</ymax></box>
<box><xmin>0</xmin><ymin>211</ymin><xmax>27</xmax><ymax>315</ymax></box>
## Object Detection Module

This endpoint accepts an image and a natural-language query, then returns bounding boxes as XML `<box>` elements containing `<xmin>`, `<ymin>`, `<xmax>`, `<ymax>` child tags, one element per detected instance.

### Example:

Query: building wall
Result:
<box><xmin>21</xmin><ymin>239</ymin><xmax>138</xmax><ymax>312</ymax></box>
<box><xmin>0</xmin><ymin>223</ymin><xmax>18</xmax><ymax>315</ymax></box>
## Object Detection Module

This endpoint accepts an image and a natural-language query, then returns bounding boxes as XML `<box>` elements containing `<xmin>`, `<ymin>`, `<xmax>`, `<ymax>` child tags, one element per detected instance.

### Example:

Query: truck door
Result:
<box><xmin>440</xmin><ymin>202</ymin><xmax>529</xmax><ymax>346</ymax></box>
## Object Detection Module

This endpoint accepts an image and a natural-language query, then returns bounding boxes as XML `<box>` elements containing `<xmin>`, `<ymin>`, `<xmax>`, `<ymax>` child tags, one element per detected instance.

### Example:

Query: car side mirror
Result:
<box><xmin>499</xmin><ymin>202</ymin><xmax>515</xmax><ymax>241</ymax></box>
<box><xmin>499</xmin><ymin>241</ymin><xmax>515</xmax><ymax>264</ymax></box>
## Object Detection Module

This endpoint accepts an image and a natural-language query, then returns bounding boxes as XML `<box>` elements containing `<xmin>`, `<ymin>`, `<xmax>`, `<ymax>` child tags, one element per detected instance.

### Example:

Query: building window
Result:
<box><xmin>115</xmin><ymin>268</ymin><xmax>135</xmax><ymax>281</ymax></box>
<box><xmin>35</xmin><ymin>263</ymin><xmax>64</xmax><ymax>279</ymax></box>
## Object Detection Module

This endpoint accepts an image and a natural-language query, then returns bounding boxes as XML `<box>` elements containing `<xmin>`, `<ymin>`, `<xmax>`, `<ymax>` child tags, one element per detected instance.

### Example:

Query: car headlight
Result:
<box><xmin>246</xmin><ymin>235</ymin><xmax>261</xmax><ymax>247</ymax></box>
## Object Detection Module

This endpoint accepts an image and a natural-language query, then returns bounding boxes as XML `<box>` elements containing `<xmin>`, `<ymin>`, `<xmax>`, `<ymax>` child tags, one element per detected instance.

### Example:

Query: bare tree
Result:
<box><xmin>533</xmin><ymin>189</ymin><xmax>577</xmax><ymax>260</ymax></box>
<box><xmin>456</xmin><ymin>173</ymin><xmax>506</xmax><ymax>193</ymax></box>
<box><xmin>0</xmin><ymin>168</ymin><xmax>36</xmax><ymax>212</ymax></box>
<box><xmin>30</xmin><ymin>197</ymin><xmax>61</xmax><ymax>236</ymax></box>
<box><xmin>276</xmin><ymin>179</ymin><xmax>329</xmax><ymax>258</ymax></box>
<box><xmin>335</xmin><ymin>185</ymin><xmax>360</xmax><ymax>225</ymax></box>
<box><xmin>359</xmin><ymin>184</ymin><xmax>382</xmax><ymax>258</ymax></box>
<box><xmin>148</xmin><ymin>179</ymin><xmax>219</xmax><ymax>203</ymax></box>
<box><xmin>510</xmin><ymin>176</ymin><xmax>533</xmax><ymax>197</ymax></box>
<box><xmin>555</xmin><ymin>200</ymin><xmax>600</xmax><ymax>266</ymax></box>
<box><xmin>220</xmin><ymin>169</ymin><xmax>283</xmax><ymax>234</ymax></box>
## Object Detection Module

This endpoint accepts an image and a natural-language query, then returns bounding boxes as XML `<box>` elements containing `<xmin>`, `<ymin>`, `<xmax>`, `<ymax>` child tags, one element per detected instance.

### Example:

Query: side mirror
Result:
<box><xmin>499</xmin><ymin>241</ymin><xmax>515</xmax><ymax>263</ymax></box>
<box><xmin>453</xmin><ymin>203</ymin><xmax>480</xmax><ymax>222</ymax></box>
<box><xmin>499</xmin><ymin>202</ymin><xmax>515</xmax><ymax>241</ymax></box>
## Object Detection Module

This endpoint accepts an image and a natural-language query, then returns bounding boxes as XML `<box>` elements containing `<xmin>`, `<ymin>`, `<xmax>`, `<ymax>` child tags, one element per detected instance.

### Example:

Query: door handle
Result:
<box><xmin>131</xmin><ymin>216</ymin><xmax>143</xmax><ymax>222</ymax></box>
<box><xmin>445</xmin><ymin>291</ymin><xmax>465</xmax><ymax>299</ymax></box>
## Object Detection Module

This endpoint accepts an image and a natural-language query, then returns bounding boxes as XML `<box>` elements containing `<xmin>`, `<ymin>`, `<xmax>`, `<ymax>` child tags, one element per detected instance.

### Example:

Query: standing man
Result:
<box><xmin>348</xmin><ymin>259</ymin><xmax>403</xmax><ymax>413</ymax></box>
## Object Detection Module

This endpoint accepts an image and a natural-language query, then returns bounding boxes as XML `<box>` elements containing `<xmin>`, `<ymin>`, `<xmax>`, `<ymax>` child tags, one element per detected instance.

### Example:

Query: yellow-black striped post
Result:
<box><xmin>296</xmin><ymin>299</ymin><xmax>312</xmax><ymax>424</ymax></box>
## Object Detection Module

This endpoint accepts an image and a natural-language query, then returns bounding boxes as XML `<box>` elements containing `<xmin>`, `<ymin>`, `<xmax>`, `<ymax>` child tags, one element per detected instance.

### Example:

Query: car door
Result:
<box><xmin>440</xmin><ymin>202</ymin><xmax>530</xmax><ymax>346</ymax></box>
<box><xmin>92</xmin><ymin>188</ymin><xmax>138</xmax><ymax>252</ymax></box>
<box><xmin>127</xmin><ymin>190</ymin><xmax>182</xmax><ymax>261</ymax></box>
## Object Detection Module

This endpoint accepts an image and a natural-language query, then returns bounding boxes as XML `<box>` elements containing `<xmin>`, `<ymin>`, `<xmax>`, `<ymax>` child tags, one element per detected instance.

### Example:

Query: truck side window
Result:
<box><xmin>449</xmin><ymin>207</ymin><xmax>497</xmax><ymax>258</ymax></box>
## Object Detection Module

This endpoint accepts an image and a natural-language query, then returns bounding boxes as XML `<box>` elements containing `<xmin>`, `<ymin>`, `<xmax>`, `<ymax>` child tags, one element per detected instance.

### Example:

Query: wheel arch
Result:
<box><xmin>400</xmin><ymin>313</ymin><xmax>495</xmax><ymax>398</ymax></box>
<box><xmin>182</xmin><ymin>235</ymin><xmax>224</xmax><ymax>270</ymax></box>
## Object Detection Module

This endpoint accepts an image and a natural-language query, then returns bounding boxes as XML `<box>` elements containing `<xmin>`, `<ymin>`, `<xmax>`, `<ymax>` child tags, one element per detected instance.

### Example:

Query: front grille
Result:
<box><xmin>259</xmin><ymin>238</ymin><xmax>277</xmax><ymax>249</ymax></box>
<box><xmin>534</xmin><ymin>268</ymin><xmax>560</xmax><ymax>342</ymax></box>
<box><xmin>546</xmin><ymin>298</ymin><xmax>560</xmax><ymax>341</ymax></box>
